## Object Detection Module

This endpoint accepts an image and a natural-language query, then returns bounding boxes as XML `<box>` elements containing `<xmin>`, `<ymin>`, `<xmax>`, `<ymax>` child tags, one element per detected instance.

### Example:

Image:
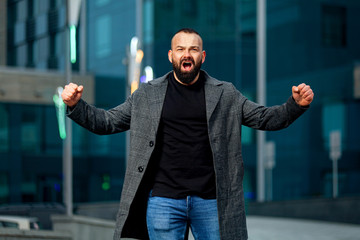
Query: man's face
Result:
<box><xmin>168</xmin><ymin>32</ymin><xmax>206</xmax><ymax>85</ymax></box>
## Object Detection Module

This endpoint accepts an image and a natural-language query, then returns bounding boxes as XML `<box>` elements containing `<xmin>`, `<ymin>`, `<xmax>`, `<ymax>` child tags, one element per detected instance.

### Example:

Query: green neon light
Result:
<box><xmin>102</xmin><ymin>182</ymin><xmax>110</xmax><ymax>191</ymax></box>
<box><xmin>70</xmin><ymin>25</ymin><xmax>77</xmax><ymax>64</ymax></box>
<box><xmin>102</xmin><ymin>174</ymin><xmax>111</xmax><ymax>191</ymax></box>
<box><xmin>53</xmin><ymin>94</ymin><xmax>66</xmax><ymax>140</ymax></box>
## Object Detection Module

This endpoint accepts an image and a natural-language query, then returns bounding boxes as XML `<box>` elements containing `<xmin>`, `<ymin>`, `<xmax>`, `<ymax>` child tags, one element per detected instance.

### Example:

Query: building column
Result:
<box><xmin>0</xmin><ymin>0</ymin><xmax>7</xmax><ymax>66</ymax></box>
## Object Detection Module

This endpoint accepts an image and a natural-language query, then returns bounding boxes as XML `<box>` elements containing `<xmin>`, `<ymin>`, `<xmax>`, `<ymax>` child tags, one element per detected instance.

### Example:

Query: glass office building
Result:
<box><xmin>143</xmin><ymin>0</ymin><xmax>360</xmax><ymax>201</ymax></box>
<box><xmin>0</xmin><ymin>0</ymin><xmax>130</xmax><ymax>205</ymax></box>
<box><xmin>1</xmin><ymin>0</ymin><xmax>359</xmax><ymax>207</ymax></box>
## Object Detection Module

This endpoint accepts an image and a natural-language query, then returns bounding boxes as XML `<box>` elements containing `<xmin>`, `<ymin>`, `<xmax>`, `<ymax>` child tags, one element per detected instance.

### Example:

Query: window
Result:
<box><xmin>207</xmin><ymin>0</ymin><xmax>218</xmax><ymax>25</ymax></box>
<box><xmin>242</xmin><ymin>126</ymin><xmax>253</xmax><ymax>145</ymax></box>
<box><xmin>241</xmin><ymin>92</ymin><xmax>254</xmax><ymax>145</ymax></box>
<box><xmin>14</xmin><ymin>21</ymin><xmax>26</xmax><ymax>45</ymax></box>
<box><xmin>16</xmin><ymin>44</ymin><xmax>27</xmax><ymax>67</ymax></box>
<box><xmin>322</xmin><ymin>103</ymin><xmax>346</xmax><ymax>151</ymax></box>
<box><xmin>159</xmin><ymin>0</ymin><xmax>173</xmax><ymax>9</ymax></box>
<box><xmin>34</xmin><ymin>37</ymin><xmax>49</xmax><ymax>69</ymax></box>
<box><xmin>242</xmin><ymin>31</ymin><xmax>256</xmax><ymax>42</ymax></box>
<box><xmin>17</xmin><ymin>0</ymin><xmax>28</xmax><ymax>22</ymax></box>
<box><xmin>96</xmin><ymin>0</ymin><xmax>111</xmax><ymax>7</ymax></box>
<box><xmin>0</xmin><ymin>104</ymin><xmax>9</xmax><ymax>152</ymax></box>
<box><xmin>95</xmin><ymin>15</ymin><xmax>111</xmax><ymax>58</ymax></box>
<box><xmin>49</xmin><ymin>0</ymin><xmax>62</xmax><ymax>9</ymax></box>
<box><xmin>21</xmin><ymin>173</ymin><xmax>37</xmax><ymax>202</ymax></box>
<box><xmin>27</xmin><ymin>41</ymin><xmax>35</xmax><ymax>67</ymax></box>
<box><xmin>321</xmin><ymin>5</ymin><xmax>347</xmax><ymax>47</ymax></box>
<box><xmin>181</xmin><ymin>0</ymin><xmax>197</xmax><ymax>16</ymax></box>
<box><xmin>48</xmin><ymin>34</ymin><xmax>57</xmax><ymax>69</ymax></box>
<box><xmin>90</xmin><ymin>135</ymin><xmax>110</xmax><ymax>155</ymax></box>
<box><xmin>34</xmin><ymin>0</ymin><xmax>49</xmax><ymax>15</ymax></box>
<box><xmin>0</xmin><ymin>173</ymin><xmax>9</xmax><ymax>204</ymax></box>
<box><xmin>21</xmin><ymin>106</ymin><xmax>41</xmax><ymax>153</ymax></box>
<box><xmin>144</xmin><ymin>0</ymin><xmax>154</xmax><ymax>44</ymax></box>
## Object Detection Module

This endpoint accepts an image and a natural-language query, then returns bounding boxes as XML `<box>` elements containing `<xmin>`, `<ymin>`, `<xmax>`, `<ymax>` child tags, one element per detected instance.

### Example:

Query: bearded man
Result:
<box><xmin>62</xmin><ymin>28</ymin><xmax>314</xmax><ymax>240</ymax></box>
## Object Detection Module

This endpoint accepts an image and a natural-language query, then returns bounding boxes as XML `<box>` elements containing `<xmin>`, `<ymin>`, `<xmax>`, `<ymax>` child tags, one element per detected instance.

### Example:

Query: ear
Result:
<box><xmin>168</xmin><ymin>50</ymin><xmax>173</xmax><ymax>63</ymax></box>
<box><xmin>201</xmin><ymin>50</ymin><xmax>206</xmax><ymax>64</ymax></box>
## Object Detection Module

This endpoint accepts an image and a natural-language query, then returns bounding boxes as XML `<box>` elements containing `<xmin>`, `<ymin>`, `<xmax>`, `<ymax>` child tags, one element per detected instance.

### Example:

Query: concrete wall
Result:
<box><xmin>51</xmin><ymin>215</ymin><xmax>115</xmax><ymax>240</ymax></box>
<box><xmin>355</xmin><ymin>62</ymin><xmax>360</xmax><ymax>98</ymax></box>
<box><xmin>0</xmin><ymin>228</ymin><xmax>72</xmax><ymax>240</ymax></box>
<box><xmin>248</xmin><ymin>196</ymin><xmax>360</xmax><ymax>224</ymax></box>
<box><xmin>0</xmin><ymin>67</ymin><xmax>95</xmax><ymax>105</ymax></box>
<box><xmin>75</xmin><ymin>202</ymin><xmax>119</xmax><ymax>221</ymax></box>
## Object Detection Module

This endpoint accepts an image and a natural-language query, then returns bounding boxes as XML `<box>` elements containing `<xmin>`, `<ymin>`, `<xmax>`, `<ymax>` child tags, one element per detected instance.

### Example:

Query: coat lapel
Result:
<box><xmin>203</xmin><ymin>72</ymin><xmax>224</xmax><ymax>122</ymax></box>
<box><xmin>146</xmin><ymin>73</ymin><xmax>169</xmax><ymax>133</ymax></box>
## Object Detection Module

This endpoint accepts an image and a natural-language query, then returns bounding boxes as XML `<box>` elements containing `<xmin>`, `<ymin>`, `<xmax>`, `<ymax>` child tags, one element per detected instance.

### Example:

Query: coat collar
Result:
<box><xmin>146</xmin><ymin>70</ymin><xmax>224</xmax><ymax>131</ymax></box>
<box><xmin>148</xmin><ymin>70</ymin><xmax>223</xmax><ymax>87</ymax></box>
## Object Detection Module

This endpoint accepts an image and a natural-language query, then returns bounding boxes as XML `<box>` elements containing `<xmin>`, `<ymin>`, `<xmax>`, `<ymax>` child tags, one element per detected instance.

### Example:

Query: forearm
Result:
<box><xmin>67</xmin><ymin>99</ymin><xmax>131</xmax><ymax>135</ymax></box>
<box><xmin>242</xmin><ymin>96</ymin><xmax>308</xmax><ymax>131</ymax></box>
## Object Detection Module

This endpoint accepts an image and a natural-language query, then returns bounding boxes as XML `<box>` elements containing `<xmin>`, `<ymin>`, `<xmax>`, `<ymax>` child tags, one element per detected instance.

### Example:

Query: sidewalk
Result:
<box><xmin>247</xmin><ymin>216</ymin><xmax>360</xmax><ymax>240</ymax></box>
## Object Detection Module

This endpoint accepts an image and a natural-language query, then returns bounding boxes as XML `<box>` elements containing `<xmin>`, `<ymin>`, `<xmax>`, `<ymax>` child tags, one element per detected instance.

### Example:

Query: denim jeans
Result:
<box><xmin>146</xmin><ymin>193</ymin><xmax>220</xmax><ymax>240</ymax></box>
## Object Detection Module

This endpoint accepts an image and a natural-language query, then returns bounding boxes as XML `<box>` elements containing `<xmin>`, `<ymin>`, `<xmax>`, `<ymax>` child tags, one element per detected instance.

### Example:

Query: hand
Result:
<box><xmin>292</xmin><ymin>83</ymin><xmax>314</xmax><ymax>107</ymax></box>
<box><xmin>61</xmin><ymin>83</ymin><xmax>84</xmax><ymax>107</ymax></box>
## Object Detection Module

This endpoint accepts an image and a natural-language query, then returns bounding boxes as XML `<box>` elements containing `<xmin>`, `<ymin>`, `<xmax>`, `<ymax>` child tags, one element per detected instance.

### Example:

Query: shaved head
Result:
<box><xmin>171</xmin><ymin>28</ymin><xmax>203</xmax><ymax>51</ymax></box>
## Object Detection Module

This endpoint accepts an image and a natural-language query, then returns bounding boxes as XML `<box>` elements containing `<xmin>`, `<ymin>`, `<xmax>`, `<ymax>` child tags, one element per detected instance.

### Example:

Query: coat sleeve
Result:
<box><xmin>66</xmin><ymin>94</ymin><xmax>133</xmax><ymax>135</ymax></box>
<box><xmin>241</xmin><ymin>93</ymin><xmax>309</xmax><ymax>131</ymax></box>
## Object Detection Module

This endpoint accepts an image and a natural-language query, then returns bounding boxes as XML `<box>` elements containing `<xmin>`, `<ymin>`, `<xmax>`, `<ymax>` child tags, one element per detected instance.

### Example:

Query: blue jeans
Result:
<box><xmin>146</xmin><ymin>193</ymin><xmax>220</xmax><ymax>240</ymax></box>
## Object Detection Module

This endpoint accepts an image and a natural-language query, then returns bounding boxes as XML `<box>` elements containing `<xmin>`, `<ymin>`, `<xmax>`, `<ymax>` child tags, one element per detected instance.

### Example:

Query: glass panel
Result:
<box><xmin>0</xmin><ymin>104</ymin><xmax>9</xmax><ymax>152</ymax></box>
<box><xmin>96</xmin><ymin>0</ymin><xmax>111</xmax><ymax>7</ymax></box>
<box><xmin>17</xmin><ymin>0</ymin><xmax>28</xmax><ymax>21</ymax></box>
<box><xmin>322</xmin><ymin>103</ymin><xmax>346</xmax><ymax>151</ymax></box>
<box><xmin>241</xmin><ymin>92</ymin><xmax>254</xmax><ymax>145</ymax></box>
<box><xmin>72</xmin><ymin>123</ymin><xmax>88</xmax><ymax>155</ymax></box>
<box><xmin>36</xmin><ymin>175</ymin><xmax>62</xmax><ymax>202</ymax></box>
<box><xmin>34</xmin><ymin>0</ymin><xmax>49</xmax><ymax>14</ymax></box>
<box><xmin>0</xmin><ymin>173</ymin><xmax>9</xmax><ymax>204</ymax></box>
<box><xmin>90</xmin><ymin>135</ymin><xmax>110</xmax><ymax>155</ymax></box>
<box><xmin>95</xmin><ymin>15</ymin><xmax>112</xmax><ymax>58</ymax></box>
<box><xmin>14</xmin><ymin>21</ymin><xmax>26</xmax><ymax>45</ymax></box>
<box><xmin>21</xmin><ymin>173</ymin><xmax>37</xmax><ymax>202</ymax></box>
<box><xmin>322</xmin><ymin>5</ymin><xmax>347</xmax><ymax>47</ymax></box>
<box><xmin>55</xmin><ymin>31</ymin><xmax>64</xmax><ymax>55</ymax></box>
<box><xmin>16</xmin><ymin>44</ymin><xmax>27</xmax><ymax>66</ymax></box>
<box><xmin>181</xmin><ymin>0</ymin><xmax>197</xmax><ymax>16</ymax></box>
<box><xmin>21</xmin><ymin>106</ymin><xmax>41</xmax><ymax>153</ymax></box>
<box><xmin>144</xmin><ymin>0</ymin><xmax>154</xmax><ymax>44</ymax></box>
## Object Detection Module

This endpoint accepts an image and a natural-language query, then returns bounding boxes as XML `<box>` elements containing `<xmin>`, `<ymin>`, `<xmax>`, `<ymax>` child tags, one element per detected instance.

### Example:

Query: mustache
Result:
<box><xmin>180</xmin><ymin>57</ymin><xmax>195</xmax><ymax>65</ymax></box>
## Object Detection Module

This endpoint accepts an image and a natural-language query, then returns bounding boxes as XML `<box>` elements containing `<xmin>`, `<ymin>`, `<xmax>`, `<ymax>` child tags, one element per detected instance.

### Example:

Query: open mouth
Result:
<box><xmin>182</xmin><ymin>61</ymin><xmax>193</xmax><ymax>71</ymax></box>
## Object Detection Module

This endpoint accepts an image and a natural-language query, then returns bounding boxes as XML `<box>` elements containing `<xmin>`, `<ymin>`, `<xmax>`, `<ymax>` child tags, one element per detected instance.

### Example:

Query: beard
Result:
<box><xmin>172</xmin><ymin>57</ymin><xmax>202</xmax><ymax>84</ymax></box>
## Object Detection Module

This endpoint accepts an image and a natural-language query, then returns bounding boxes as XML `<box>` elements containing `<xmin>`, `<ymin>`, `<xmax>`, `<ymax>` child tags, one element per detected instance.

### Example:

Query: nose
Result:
<box><xmin>183</xmin><ymin>49</ymin><xmax>191</xmax><ymax>57</ymax></box>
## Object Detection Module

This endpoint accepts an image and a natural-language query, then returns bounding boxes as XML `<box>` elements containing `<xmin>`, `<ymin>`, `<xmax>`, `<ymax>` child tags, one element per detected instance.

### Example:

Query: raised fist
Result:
<box><xmin>61</xmin><ymin>83</ymin><xmax>84</xmax><ymax>107</ymax></box>
<box><xmin>292</xmin><ymin>83</ymin><xmax>314</xmax><ymax>107</ymax></box>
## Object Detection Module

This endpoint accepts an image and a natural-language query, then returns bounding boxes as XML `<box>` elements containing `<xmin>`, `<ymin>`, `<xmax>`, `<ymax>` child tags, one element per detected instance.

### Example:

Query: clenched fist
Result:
<box><xmin>292</xmin><ymin>83</ymin><xmax>314</xmax><ymax>107</ymax></box>
<box><xmin>61</xmin><ymin>83</ymin><xmax>84</xmax><ymax>107</ymax></box>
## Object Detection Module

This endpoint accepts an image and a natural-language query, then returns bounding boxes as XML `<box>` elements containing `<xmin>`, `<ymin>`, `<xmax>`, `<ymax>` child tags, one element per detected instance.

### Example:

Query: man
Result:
<box><xmin>62</xmin><ymin>28</ymin><xmax>314</xmax><ymax>240</ymax></box>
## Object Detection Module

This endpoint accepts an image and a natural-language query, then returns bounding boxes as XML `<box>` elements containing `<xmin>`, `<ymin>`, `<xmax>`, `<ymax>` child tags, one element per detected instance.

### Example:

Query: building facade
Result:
<box><xmin>142</xmin><ymin>0</ymin><xmax>360</xmax><ymax>201</ymax></box>
<box><xmin>1</xmin><ymin>0</ymin><xmax>359</xmax><ymax>208</ymax></box>
<box><xmin>0</xmin><ymin>0</ymin><xmax>128</xmax><ymax>205</ymax></box>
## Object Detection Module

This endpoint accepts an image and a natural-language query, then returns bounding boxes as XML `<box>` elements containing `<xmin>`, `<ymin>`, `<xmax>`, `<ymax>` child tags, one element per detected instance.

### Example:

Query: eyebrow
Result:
<box><xmin>174</xmin><ymin>45</ymin><xmax>201</xmax><ymax>49</ymax></box>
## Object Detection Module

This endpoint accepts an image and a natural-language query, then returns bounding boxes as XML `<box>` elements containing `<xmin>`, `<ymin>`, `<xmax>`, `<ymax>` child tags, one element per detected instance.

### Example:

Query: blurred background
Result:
<box><xmin>0</xmin><ymin>0</ymin><xmax>360</xmax><ymax>235</ymax></box>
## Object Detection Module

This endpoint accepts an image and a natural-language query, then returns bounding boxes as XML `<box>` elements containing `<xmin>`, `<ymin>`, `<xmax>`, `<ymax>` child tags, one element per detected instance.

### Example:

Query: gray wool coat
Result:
<box><xmin>67</xmin><ymin>70</ymin><xmax>308</xmax><ymax>240</ymax></box>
